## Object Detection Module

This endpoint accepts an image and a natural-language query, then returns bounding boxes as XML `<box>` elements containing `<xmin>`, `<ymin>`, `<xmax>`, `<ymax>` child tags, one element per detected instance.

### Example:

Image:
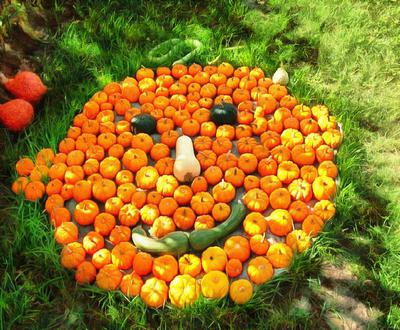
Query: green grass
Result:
<box><xmin>1</xmin><ymin>0</ymin><xmax>400</xmax><ymax>328</ymax></box>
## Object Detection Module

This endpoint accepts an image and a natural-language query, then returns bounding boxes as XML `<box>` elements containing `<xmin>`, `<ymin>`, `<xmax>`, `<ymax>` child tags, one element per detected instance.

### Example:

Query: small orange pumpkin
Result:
<box><xmin>243</xmin><ymin>188</ymin><xmax>269</xmax><ymax>212</ymax></box>
<box><xmin>152</xmin><ymin>255</ymin><xmax>178</xmax><ymax>282</ymax></box>
<box><xmin>173</xmin><ymin>207</ymin><xmax>196</xmax><ymax>230</ymax></box>
<box><xmin>243</xmin><ymin>212</ymin><xmax>267</xmax><ymax>236</ymax></box>
<box><xmin>150</xmin><ymin>216</ymin><xmax>176</xmax><ymax>238</ymax></box>
<box><xmin>226</xmin><ymin>258</ymin><xmax>243</xmax><ymax>278</ymax></box>
<box><xmin>111</xmin><ymin>242</ymin><xmax>137</xmax><ymax>270</ymax></box>
<box><xmin>313</xmin><ymin>200</ymin><xmax>336</xmax><ymax>221</ymax></box>
<box><xmin>201</xmin><ymin>246</ymin><xmax>227</xmax><ymax>273</ymax></box>
<box><xmin>267</xmin><ymin>209</ymin><xmax>293</xmax><ymax>236</ymax></box>
<box><xmin>190</xmin><ymin>192</ymin><xmax>215</xmax><ymax>215</ymax></box>
<box><xmin>212</xmin><ymin>181</ymin><xmax>236</xmax><ymax>203</ymax></box>
<box><xmin>249</xmin><ymin>234</ymin><xmax>270</xmax><ymax>255</ymax></box>
<box><xmin>286</xmin><ymin>230</ymin><xmax>312</xmax><ymax>253</ymax></box>
<box><xmin>60</xmin><ymin>242</ymin><xmax>86</xmax><ymax>269</ymax></box>
<box><xmin>302</xmin><ymin>214</ymin><xmax>324</xmax><ymax>237</ymax></box>
<box><xmin>312</xmin><ymin>176</ymin><xmax>336</xmax><ymax>200</ymax></box>
<box><xmin>223</xmin><ymin>236</ymin><xmax>251</xmax><ymax>262</ymax></box>
<box><xmin>140</xmin><ymin>277</ymin><xmax>168</xmax><ymax>308</ymax></box>
<box><xmin>75</xmin><ymin>261</ymin><xmax>97</xmax><ymax>285</ymax></box>
<box><xmin>178</xmin><ymin>254</ymin><xmax>202</xmax><ymax>277</ymax></box>
<box><xmin>288</xmin><ymin>179</ymin><xmax>313</xmax><ymax>202</ymax></box>
<box><xmin>156</xmin><ymin>175</ymin><xmax>179</xmax><ymax>197</ymax></box>
<box><xmin>120</xmin><ymin>273</ymin><xmax>143</xmax><ymax>297</ymax></box>
<box><xmin>247</xmin><ymin>256</ymin><xmax>273</xmax><ymax>284</ymax></box>
<box><xmin>266</xmin><ymin>243</ymin><xmax>293</xmax><ymax>268</ymax></box>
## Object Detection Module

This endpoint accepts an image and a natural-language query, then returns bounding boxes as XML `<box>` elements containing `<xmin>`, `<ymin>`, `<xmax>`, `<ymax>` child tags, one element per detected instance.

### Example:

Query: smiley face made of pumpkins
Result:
<box><xmin>12</xmin><ymin>63</ymin><xmax>341</xmax><ymax>308</ymax></box>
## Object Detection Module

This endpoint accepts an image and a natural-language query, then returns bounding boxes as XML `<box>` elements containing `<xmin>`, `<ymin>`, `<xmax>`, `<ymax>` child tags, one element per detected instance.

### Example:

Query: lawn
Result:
<box><xmin>0</xmin><ymin>0</ymin><xmax>399</xmax><ymax>328</ymax></box>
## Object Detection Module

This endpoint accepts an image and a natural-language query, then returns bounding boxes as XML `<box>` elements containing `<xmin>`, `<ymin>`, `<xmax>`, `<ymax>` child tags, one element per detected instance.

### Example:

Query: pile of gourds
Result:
<box><xmin>11</xmin><ymin>63</ymin><xmax>341</xmax><ymax>308</ymax></box>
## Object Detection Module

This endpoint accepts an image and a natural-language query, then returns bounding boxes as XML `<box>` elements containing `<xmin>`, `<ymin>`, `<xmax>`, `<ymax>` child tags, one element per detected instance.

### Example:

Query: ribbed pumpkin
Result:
<box><xmin>169</xmin><ymin>274</ymin><xmax>200</xmax><ymax>308</ymax></box>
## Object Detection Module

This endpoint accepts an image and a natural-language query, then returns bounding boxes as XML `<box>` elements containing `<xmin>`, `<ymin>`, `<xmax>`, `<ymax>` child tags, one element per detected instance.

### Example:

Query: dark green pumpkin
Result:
<box><xmin>131</xmin><ymin>114</ymin><xmax>156</xmax><ymax>134</ymax></box>
<box><xmin>210</xmin><ymin>102</ymin><xmax>237</xmax><ymax>126</ymax></box>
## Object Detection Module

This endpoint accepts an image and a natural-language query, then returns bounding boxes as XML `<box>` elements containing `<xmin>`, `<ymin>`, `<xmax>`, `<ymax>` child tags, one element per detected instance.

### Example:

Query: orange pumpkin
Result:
<box><xmin>243</xmin><ymin>188</ymin><xmax>269</xmax><ymax>212</ymax></box>
<box><xmin>212</xmin><ymin>181</ymin><xmax>236</xmax><ymax>203</ymax></box>
<box><xmin>216</xmin><ymin>152</ymin><xmax>238</xmax><ymax>172</ymax></box>
<box><xmin>260</xmin><ymin>175</ymin><xmax>282</xmax><ymax>195</ymax></box>
<box><xmin>150</xmin><ymin>216</ymin><xmax>176</xmax><ymax>238</ymax></box>
<box><xmin>244</xmin><ymin>175</ymin><xmax>260</xmax><ymax>191</ymax></box>
<box><xmin>60</xmin><ymin>242</ymin><xmax>86</xmax><ymax>269</ymax></box>
<box><xmin>191</xmin><ymin>176</ymin><xmax>208</xmax><ymax>193</ymax></box>
<box><xmin>224</xmin><ymin>167</ymin><xmax>245</xmax><ymax>187</ymax></box>
<box><xmin>267</xmin><ymin>209</ymin><xmax>293</xmax><ymax>236</ymax></box>
<box><xmin>191</xmin><ymin>192</ymin><xmax>215</xmax><ymax>215</ymax></box>
<box><xmin>238</xmin><ymin>153</ymin><xmax>258</xmax><ymax>174</ymax></box>
<box><xmin>122</xmin><ymin>148</ymin><xmax>148</xmax><ymax>172</ymax></box>
<box><xmin>247</xmin><ymin>256</ymin><xmax>273</xmax><ymax>284</ymax></box>
<box><xmin>212</xmin><ymin>137</ymin><xmax>232</xmax><ymax>155</ymax></box>
<box><xmin>140</xmin><ymin>277</ymin><xmax>168</xmax><ymax>308</ymax></box>
<box><xmin>252</xmin><ymin>145</ymin><xmax>270</xmax><ymax>161</ymax></box>
<box><xmin>226</xmin><ymin>258</ymin><xmax>243</xmax><ymax>278</ymax></box>
<box><xmin>96</xmin><ymin>264</ymin><xmax>122</xmax><ymax>291</ymax></box>
<box><xmin>300</xmin><ymin>165</ymin><xmax>318</xmax><ymax>183</ymax></box>
<box><xmin>54</xmin><ymin>222</ymin><xmax>79</xmax><ymax>245</ymax></box>
<box><xmin>75</xmin><ymin>261</ymin><xmax>97</xmax><ymax>285</ymax></box>
<box><xmin>257</xmin><ymin>158</ymin><xmax>278</xmax><ymax>177</ymax></box>
<box><xmin>118</xmin><ymin>202</ymin><xmax>140</xmax><ymax>226</ymax></box>
<box><xmin>318</xmin><ymin>160</ymin><xmax>338</xmax><ymax>178</ymax></box>
<box><xmin>152</xmin><ymin>255</ymin><xmax>178</xmax><ymax>282</ymax></box>
<box><xmin>193</xmin><ymin>136</ymin><xmax>213</xmax><ymax>151</ymax></box>
<box><xmin>223</xmin><ymin>236</ymin><xmax>250</xmax><ymax>262</ymax></box>
<box><xmin>138</xmin><ymin>204</ymin><xmax>158</xmax><ymax>225</ymax></box>
<box><xmin>156</xmin><ymin>175</ymin><xmax>179</xmax><ymax>197</ymax></box>
<box><xmin>204</xmin><ymin>166</ymin><xmax>223</xmax><ymax>185</ymax></box>
<box><xmin>266</xmin><ymin>243</ymin><xmax>293</xmax><ymax>268</ymax></box>
<box><xmin>74</xmin><ymin>200</ymin><xmax>99</xmax><ymax>226</ymax></box>
<box><xmin>277</xmin><ymin>160</ymin><xmax>300</xmax><ymax>184</ymax></box>
<box><xmin>302</xmin><ymin>214</ymin><xmax>324</xmax><ymax>237</ymax></box>
<box><xmin>313</xmin><ymin>200</ymin><xmax>336</xmax><ymax>221</ymax></box>
<box><xmin>201</xmin><ymin>246</ymin><xmax>227</xmax><ymax>273</ymax></box>
<box><xmin>178</xmin><ymin>254</ymin><xmax>202</xmax><ymax>277</ymax></box>
<box><xmin>211</xmin><ymin>203</ymin><xmax>231</xmax><ymax>222</ymax></box>
<box><xmin>286</xmin><ymin>230</ymin><xmax>312</xmax><ymax>253</ymax></box>
<box><xmin>173</xmin><ymin>185</ymin><xmax>193</xmax><ymax>205</ymax></box>
<box><xmin>83</xmin><ymin>231</ymin><xmax>105</xmax><ymax>255</ymax></box>
<box><xmin>111</xmin><ymin>242</ymin><xmax>137</xmax><ymax>270</ymax></box>
<box><xmin>92</xmin><ymin>178</ymin><xmax>117</xmax><ymax>203</ymax></box>
<box><xmin>288</xmin><ymin>200</ymin><xmax>310</xmax><ymax>223</ymax></box>
<box><xmin>135</xmin><ymin>166</ymin><xmax>159</xmax><ymax>190</ymax></box>
<box><xmin>291</xmin><ymin>144</ymin><xmax>315</xmax><ymax>166</ymax></box>
<box><xmin>120</xmin><ymin>273</ymin><xmax>143</xmax><ymax>297</ymax></box>
<box><xmin>281</xmin><ymin>128</ymin><xmax>304</xmax><ymax>149</ymax></box>
<box><xmin>250</xmin><ymin>234</ymin><xmax>270</xmax><ymax>255</ymax></box>
<box><xmin>194</xmin><ymin>215</ymin><xmax>215</xmax><ymax>229</ymax></box>
<box><xmin>92</xmin><ymin>248</ymin><xmax>111</xmax><ymax>269</ymax></box>
<box><xmin>24</xmin><ymin>181</ymin><xmax>46</xmax><ymax>201</ymax></box>
<box><xmin>243</xmin><ymin>212</ymin><xmax>267</xmax><ymax>236</ymax></box>
<box><xmin>173</xmin><ymin>207</ymin><xmax>196</xmax><ymax>230</ymax></box>
<box><xmin>312</xmin><ymin>176</ymin><xmax>336</xmax><ymax>200</ymax></box>
<box><xmin>269</xmin><ymin>187</ymin><xmax>291</xmax><ymax>209</ymax></box>
<box><xmin>316</xmin><ymin>144</ymin><xmax>334</xmax><ymax>163</ymax></box>
<box><xmin>196</xmin><ymin>150</ymin><xmax>217</xmax><ymax>170</ymax></box>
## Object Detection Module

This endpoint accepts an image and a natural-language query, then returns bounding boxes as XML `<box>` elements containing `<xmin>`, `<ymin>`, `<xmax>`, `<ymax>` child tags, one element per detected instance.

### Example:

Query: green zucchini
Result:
<box><xmin>131</xmin><ymin>227</ymin><xmax>190</xmax><ymax>256</ymax></box>
<box><xmin>189</xmin><ymin>202</ymin><xmax>247</xmax><ymax>251</ymax></box>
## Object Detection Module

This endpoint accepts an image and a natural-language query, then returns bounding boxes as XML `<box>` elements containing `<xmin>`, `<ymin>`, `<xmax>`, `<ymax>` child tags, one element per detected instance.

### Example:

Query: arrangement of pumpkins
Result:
<box><xmin>11</xmin><ymin>62</ymin><xmax>341</xmax><ymax>308</ymax></box>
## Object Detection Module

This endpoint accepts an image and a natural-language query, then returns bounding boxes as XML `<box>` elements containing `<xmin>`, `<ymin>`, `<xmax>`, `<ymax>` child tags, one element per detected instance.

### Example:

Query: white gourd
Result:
<box><xmin>272</xmin><ymin>67</ymin><xmax>289</xmax><ymax>86</ymax></box>
<box><xmin>173</xmin><ymin>135</ymin><xmax>201</xmax><ymax>182</ymax></box>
